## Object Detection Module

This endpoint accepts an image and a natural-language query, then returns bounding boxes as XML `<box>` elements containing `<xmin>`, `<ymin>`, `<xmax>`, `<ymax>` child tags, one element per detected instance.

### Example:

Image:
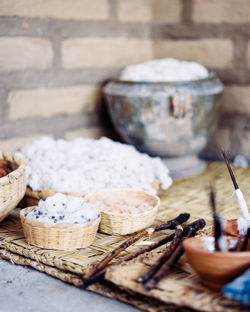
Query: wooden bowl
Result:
<box><xmin>20</xmin><ymin>206</ymin><xmax>100</xmax><ymax>250</ymax></box>
<box><xmin>183</xmin><ymin>237</ymin><xmax>250</xmax><ymax>291</ymax></box>
<box><xmin>85</xmin><ymin>189</ymin><xmax>160</xmax><ymax>235</ymax></box>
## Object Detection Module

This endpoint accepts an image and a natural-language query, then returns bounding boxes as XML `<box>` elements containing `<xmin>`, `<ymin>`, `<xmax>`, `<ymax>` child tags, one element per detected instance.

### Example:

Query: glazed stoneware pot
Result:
<box><xmin>104</xmin><ymin>74</ymin><xmax>223</xmax><ymax>177</ymax></box>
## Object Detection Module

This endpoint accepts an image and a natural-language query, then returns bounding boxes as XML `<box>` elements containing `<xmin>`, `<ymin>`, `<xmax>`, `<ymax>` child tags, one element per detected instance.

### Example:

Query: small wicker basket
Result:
<box><xmin>23</xmin><ymin>180</ymin><xmax>160</xmax><ymax>208</ymax></box>
<box><xmin>22</xmin><ymin>187</ymin><xmax>83</xmax><ymax>207</ymax></box>
<box><xmin>0</xmin><ymin>152</ymin><xmax>26</xmax><ymax>222</ymax></box>
<box><xmin>20</xmin><ymin>207</ymin><xmax>100</xmax><ymax>250</ymax></box>
<box><xmin>85</xmin><ymin>189</ymin><xmax>160</xmax><ymax>235</ymax></box>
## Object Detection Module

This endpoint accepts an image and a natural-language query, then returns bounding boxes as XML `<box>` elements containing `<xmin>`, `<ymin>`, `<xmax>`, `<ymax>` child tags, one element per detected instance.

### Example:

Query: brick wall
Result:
<box><xmin>0</xmin><ymin>0</ymin><xmax>250</xmax><ymax>161</ymax></box>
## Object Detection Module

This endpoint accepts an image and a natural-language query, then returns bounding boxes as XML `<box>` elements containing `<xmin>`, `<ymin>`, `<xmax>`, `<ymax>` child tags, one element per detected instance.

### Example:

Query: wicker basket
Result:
<box><xmin>23</xmin><ymin>180</ymin><xmax>160</xmax><ymax>208</ymax></box>
<box><xmin>20</xmin><ymin>207</ymin><xmax>101</xmax><ymax>250</ymax></box>
<box><xmin>22</xmin><ymin>187</ymin><xmax>83</xmax><ymax>207</ymax></box>
<box><xmin>0</xmin><ymin>152</ymin><xmax>26</xmax><ymax>222</ymax></box>
<box><xmin>85</xmin><ymin>189</ymin><xmax>160</xmax><ymax>235</ymax></box>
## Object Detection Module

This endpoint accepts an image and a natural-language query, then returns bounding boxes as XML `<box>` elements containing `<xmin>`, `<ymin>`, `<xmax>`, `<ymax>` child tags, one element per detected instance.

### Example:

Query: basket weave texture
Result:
<box><xmin>0</xmin><ymin>152</ymin><xmax>26</xmax><ymax>222</ymax></box>
<box><xmin>23</xmin><ymin>180</ymin><xmax>160</xmax><ymax>207</ymax></box>
<box><xmin>85</xmin><ymin>189</ymin><xmax>160</xmax><ymax>235</ymax></box>
<box><xmin>0</xmin><ymin>162</ymin><xmax>249</xmax><ymax>311</ymax></box>
<box><xmin>20</xmin><ymin>206</ymin><xmax>100</xmax><ymax>250</ymax></box>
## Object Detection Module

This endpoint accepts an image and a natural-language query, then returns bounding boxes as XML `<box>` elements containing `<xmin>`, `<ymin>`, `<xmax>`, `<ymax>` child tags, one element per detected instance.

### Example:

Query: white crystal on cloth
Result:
<box><xmin>18</xmin><ymin>136</ymin><xmax>172</xmax><ymax>194</ymax></box>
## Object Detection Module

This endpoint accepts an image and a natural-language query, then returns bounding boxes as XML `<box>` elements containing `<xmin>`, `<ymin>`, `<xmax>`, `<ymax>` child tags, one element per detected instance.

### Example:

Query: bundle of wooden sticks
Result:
<box><xmin>82</xmin><ymin>213</ymin><xmax>206</xmax><ymax>290</ymax></box>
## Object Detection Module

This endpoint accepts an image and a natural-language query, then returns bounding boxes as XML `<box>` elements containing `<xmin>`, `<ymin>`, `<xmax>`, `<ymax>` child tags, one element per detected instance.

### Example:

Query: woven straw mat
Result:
<box><xmin>0</xmin><ymin>162</ymin><xmax>249</xmax><ymax>312</ymax></box>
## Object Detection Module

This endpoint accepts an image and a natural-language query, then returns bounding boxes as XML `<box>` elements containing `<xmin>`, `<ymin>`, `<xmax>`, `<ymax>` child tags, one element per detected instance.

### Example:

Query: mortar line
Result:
<box><xmin>181</xmin><ymin>0</ymin><xmax>193</xmax><ymax>24</ymax></box>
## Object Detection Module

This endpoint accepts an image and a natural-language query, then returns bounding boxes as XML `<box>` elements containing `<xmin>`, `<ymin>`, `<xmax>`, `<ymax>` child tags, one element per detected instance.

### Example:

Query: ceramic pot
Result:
<box><xmin>104</xmin><ymin>74</ymin><xmax>223</xmax><ymax>177</ymax></box>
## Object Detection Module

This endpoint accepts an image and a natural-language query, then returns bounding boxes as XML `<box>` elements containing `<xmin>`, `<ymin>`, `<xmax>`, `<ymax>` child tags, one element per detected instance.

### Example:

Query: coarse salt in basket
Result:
<box><xmin>85</xmin><ymin>189</ymin><xmax>160</xmax><ymax>235</ymax></box>
<box><xmin>0</xmin><ymin>152</ymin><xmax>26</xmax><ymax>222</ymax></box>
<box><xmin>20</xmin><ymin>206</ymin><xmax>101</xmax><ymax>250</ymax></box>
<box><xmin>23</xmin><ymin>187</ymin><xmax>85</xmax><ymax>207</ymax></box>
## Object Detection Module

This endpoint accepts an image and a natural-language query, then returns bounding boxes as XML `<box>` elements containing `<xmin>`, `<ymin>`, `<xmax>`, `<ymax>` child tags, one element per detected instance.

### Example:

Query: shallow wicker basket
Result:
<box><xmin>23</xmin><ymin>180</ymin><xmax>160</xmax><ymax>207</ymax></box>
<box><xmin>85</xmin><ymin>189</ymin><xmax>160</xmax><ymax>235</ymax></box>
<box><xmin>22</xmin><ymin>187</ymin><xmax>83</xmax><ymax>207</ymax></box>
<box><xmin>20</xmin><ymin>207</ymin><xmax>101</xmax><ymax>250</ymax></box>
<box><xmin>0</xmin><ymin>152</ymin><xmax>26</xmax><ymax>222</ymax></box>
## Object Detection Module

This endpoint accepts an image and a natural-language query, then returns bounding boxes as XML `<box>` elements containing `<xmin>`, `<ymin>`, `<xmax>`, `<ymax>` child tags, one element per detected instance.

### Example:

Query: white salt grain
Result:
<box><xmin>120</xmin><ymin>58</ymin><xmax>209</xmax><ymax>82</ymax></box>
<box><xmin>27</xmin><ymin>193</ymin><xmax>100</xmax><ymax>224</ymax></box>
<box><xmin>18</xmin><ymin>136</ymin><xmax>172</xmax><ymax>194</ymax></box>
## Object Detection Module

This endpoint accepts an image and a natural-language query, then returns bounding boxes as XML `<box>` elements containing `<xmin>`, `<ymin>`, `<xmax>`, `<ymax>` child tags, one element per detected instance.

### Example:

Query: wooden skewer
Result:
<box><xmin>138</xmin><ymin>225</ymin><xmax>183</xmax><ymax>283</ymax></box>
<box><xmin>83</xmin><ymin>214</ymin><xmax>190</xmax><ymax>282</ymax></box>
<box><xmin>221</xmin><ymin>149</ymin><xmax>250</xmax><ymax>220</ymax></box>
<box><xmin>210</xmin><ymin>186</ymin><xmax>223</xmax><ymax>251</ymax></box>
<box><xmin>144</xmin><ymin>227</ymin><xmax>196</xmax><ymax>292</ymax></box>
<box><xmin>221</xmin><ymin>149</ymin><xmax>239</xmax><ymax>190</ymax></box>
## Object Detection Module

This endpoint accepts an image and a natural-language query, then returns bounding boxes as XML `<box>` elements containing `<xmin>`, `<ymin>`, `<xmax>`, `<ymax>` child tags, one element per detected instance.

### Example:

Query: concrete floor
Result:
<box><xmin>0</xmin><ymin>258</ymin><xmax>139</xmax><ymax>312</ymax></box>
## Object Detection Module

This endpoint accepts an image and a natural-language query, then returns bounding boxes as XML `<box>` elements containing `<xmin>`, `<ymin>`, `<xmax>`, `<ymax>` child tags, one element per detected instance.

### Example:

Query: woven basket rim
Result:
<box><xmin>20</xmin><ymin>206</ymin><xmax>101</xmax><ymax>229</ymax></box>
<box><xmin>25</xmin><ymin>186</ymin><xmax>85</xmax><ymax>198</ymax></box>
<box><xmin>0</xmin><ymin>152</ymin><xmax>25</xmax><ymax>186</ymax></box>
<box><xmin>25</xmin><ymin>179</ymin><xmax>161</xmax><ymax>201</ymax></box>
<box><xmin>85</xmin><ymin>189</ymin><xmax>160</xmax><ymax>217</ymax></box>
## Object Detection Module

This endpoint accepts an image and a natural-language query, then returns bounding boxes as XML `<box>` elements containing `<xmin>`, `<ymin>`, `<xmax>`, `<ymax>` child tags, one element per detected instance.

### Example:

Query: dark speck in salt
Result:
<box><xmin>53</xmin><ymin>204</ymin><xmax>56</xmax><ymax>207</ymax></box>
<box><xmin>87</xmin><ymin>218</ymin><xmax>91</xmax><ymax>222</ymax></box>
<box><xmin>59</xmin><ymin>215</ymin><xmax>64</xmax><ymax>220</ymax></box>
<box><xmin>74</xmin><ymin>221</ymin><xmax>78</xmax><ymax>224</ymax></box>
<box><xmin>54</xmin><ymin>219</ymin><xmax>57</xmax><ymax>223</ymax></box>
<box><xmin>51</xmin><ymin>216</ymin><xmax>55</xmax><ymax>219</ymax></box>
<box><xmin>62</xmin><ymin>203</ymin><xmax>65</xmax><ymax>206</ymax></box>
<box><xmin>36</xmin><ymin>216</ymin><xmax>39</xmax><ymax>219</ymax></box>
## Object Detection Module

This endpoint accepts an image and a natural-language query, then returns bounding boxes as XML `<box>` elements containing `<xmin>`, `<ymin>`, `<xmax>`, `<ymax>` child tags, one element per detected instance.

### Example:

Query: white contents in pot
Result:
<box><xmin>120</xmin><ymin>58</ymin><xmax>209</xmax><ymax>82</ymax></box>
<box><xmin>27</xmin><ymin>193</ymin><xmax>100</xmax><ymax>224</ymax></box>
<box><xmin>18</xmin><ymin>136</ymin><xmax>172</xmax><ymax>194</ymax></box>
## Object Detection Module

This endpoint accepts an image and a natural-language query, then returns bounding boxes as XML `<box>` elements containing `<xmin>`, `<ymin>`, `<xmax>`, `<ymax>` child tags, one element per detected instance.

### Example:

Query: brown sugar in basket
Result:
<box><xmin>0</xmin><ymin>152</ymin><xmax>26</xmax><ymax>222</ymax></box>
<box><xmin>20</xmin><ymin>207</ymin><xmax>101</xmax><ymax>250</ymax></box>
<box><xmin>85</xmin><ymin>189</ymin><xmax>160</xmax><ymax>235</ymax></box>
